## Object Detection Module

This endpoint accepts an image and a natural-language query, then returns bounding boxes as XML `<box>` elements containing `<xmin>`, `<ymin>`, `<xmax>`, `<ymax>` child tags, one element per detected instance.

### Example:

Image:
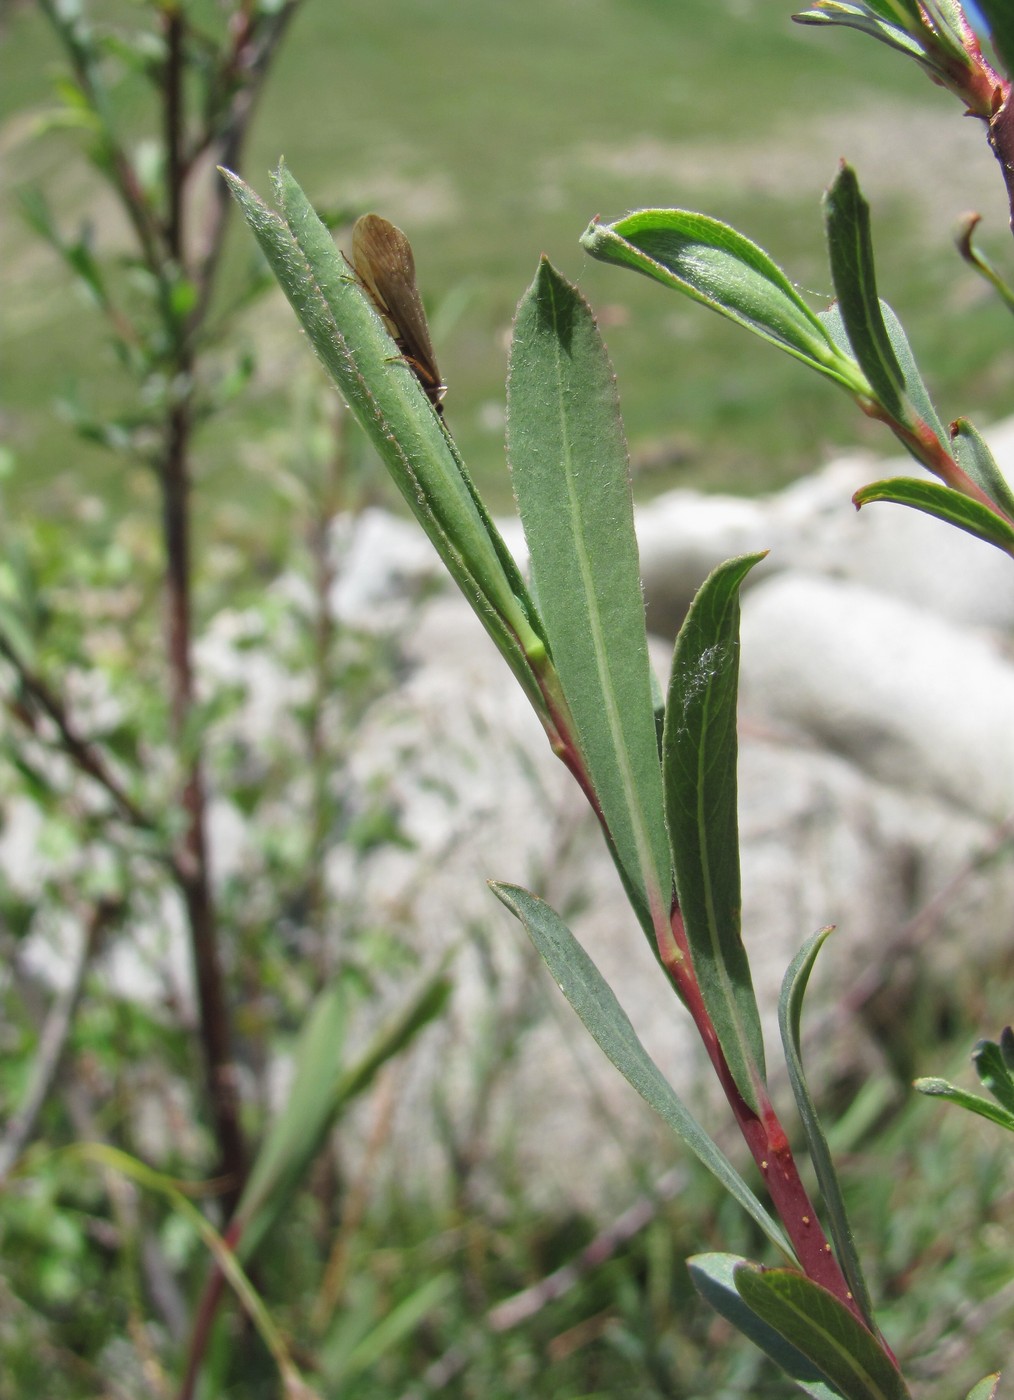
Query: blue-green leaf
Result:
<box><xmin>507</xmin><ymin>259</ymin><xmax>672</xmax><ymax>940</ymax></box>
<box><xmin>734</xmin><ymin>1265</ymin><xmax>910</xmax><ymax>1400</ymax></box>
<box><xmin>779</xmin><ymin>928</ymin><xmax>876</xmax><ymax>1326</ymax></box>
<box><xmin>662</xmin><ymin>554</ymin><xmax>768</xmax><ymax>1111</ymax></box>
<box><xmin>490</xmin><ymin>882</ymin><xmax>792</xmax><ymax>1257</ymax></box>
<box><xmin>689</xmin><ymin>1254</ymin><xmax>844</xmax><ymax>1399</ymax></box>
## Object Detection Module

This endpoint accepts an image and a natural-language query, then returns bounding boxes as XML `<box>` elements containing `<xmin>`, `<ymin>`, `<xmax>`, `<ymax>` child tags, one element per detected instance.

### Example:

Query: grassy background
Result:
<box><xmin>4</xmin><ymin>0</ymin><xmax>1014</xmax><ymax>531</ymax></box>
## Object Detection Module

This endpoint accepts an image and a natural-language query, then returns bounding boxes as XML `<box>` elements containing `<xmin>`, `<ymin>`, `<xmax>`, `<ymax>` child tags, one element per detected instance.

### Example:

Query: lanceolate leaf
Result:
<box><xmin>662</xmin><ymin>554</ymin><xmax>768</xmax><ymax>1111</ymax></box>
<box><xmin>580</xmin><ymin>209</ymin><xmax>869</xmax><ymax>396</ymax></box>
<box><xmin>950</xmin><ymin>419</ymin><xmax>1014</xmax><ymax>522</ymax></box>
<box><xmin>734</xmin><ymin>1266</ymin><xmax>910</xmax><ymax>1400</ymax></box>
<box><xmin>973</xmin><ymin>1037</ymin><xmax>1014</xmax><ymax>1114</ymax></box>
<box><xmin>507</xmin><ymin>259</ymin><xmax>672</xmax><ymax>938</ymax></box>
<box><xmin>490</xmin><ymin>882</ymin><xmax>792</xmax><ymax>1258</ymax></box>
<box><xmin>913</xmin><ymin>1077</ymin><xmax>1014</xmax><ymax>1132</ymax></box>
<box><xmin>779</xmin><ymin>928</ymin><xmax>876</xmax><ymax>1327</ymax></box>
<box><xmin>688</xmin><ymin>1254</ymin><xmax>844</xmax><ymax>1400</ymax></box>
<box><xmin>852</xmin><ymin>477</ymin><xmax>1014</xmax><ymax>557</ymax></box>
<box><xmin>956</xmin><ymin>216</ymin><xmax>1014</xmax><ymax>313</ymax></box>
<box><xmin>823</xmin><ymin>163</ymin><xmax>906</xmax><ymax>421</ymax></box>
<box><xmin>222</xmin><ymin>165</ymin><xmax>549</xmax><ymax>724</ymax></box>
<box><xmin>964</xmin><ymin>1374</ymin><xmax>1001</xmax><ymax>1400</ymax></box>
<box><xmin>818</xmin><ymin>301</ymin><xmax>948</xmax><ymax>460</ymax></box>
<box><xmin>792</xmin><ymin>6</ymin><xmax>926</xmax><ymax>62</ymax></box>
<box><xmin>977</xmin><ymin>0</ymin><xmax>1014</xmax><ymax>80</ymax></box>
<box><xmin>234</xmin><ymin>965</ymin><xmax>451</xmax><ymax>1262</ymax></box>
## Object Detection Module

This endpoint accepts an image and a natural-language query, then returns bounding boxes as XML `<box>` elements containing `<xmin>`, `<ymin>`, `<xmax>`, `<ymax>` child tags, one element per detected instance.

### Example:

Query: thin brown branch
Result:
<box><xmin>187</xmin><ymin>1</ymin><xmax>304</xmax><ymax>334</ymax></box>
<box><xmin>0</xmin><ymin>897</ymin><xmax>122</xmax><ymax>1180</ymax></box>
<box><xmin>0</xmin><ymin>633</ymin><xmax>159</xmax><ymax>839</ymax></box>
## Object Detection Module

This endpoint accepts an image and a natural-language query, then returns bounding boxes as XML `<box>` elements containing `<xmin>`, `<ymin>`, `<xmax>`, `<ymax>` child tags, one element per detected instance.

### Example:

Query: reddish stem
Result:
<box><xmin>531</xmin><ymin>650</ymin><xmax>884</xmax><ymax>1331</ymax></box>
<box><xmin>661</xmin><ymin>905</ymin><xmax>860</xmax><ymax>1308</ymax></box>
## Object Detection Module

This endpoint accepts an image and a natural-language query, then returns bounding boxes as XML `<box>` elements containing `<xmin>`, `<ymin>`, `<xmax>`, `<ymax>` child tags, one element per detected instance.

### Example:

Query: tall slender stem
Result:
<box><xmin>160</xmin><ymin>5</ymin><xmax>246</xmax><ymax>1214</ymax></box>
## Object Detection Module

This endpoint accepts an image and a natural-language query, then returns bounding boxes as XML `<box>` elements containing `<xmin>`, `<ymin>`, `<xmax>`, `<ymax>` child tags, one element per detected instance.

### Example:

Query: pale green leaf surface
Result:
<box><xmin>779</xmin><ymin>928</ymin><xmax>876</xmax><ymax>1325</ymax></box>
<box><xmin>689</xmin><ymin>1254</ymin><xmax>844</xmax><ymax>1399</ymax></box>
<box><xmin>662</xmin><ymin>554</ymin><xmax>767</xmax><ymax>1110</ymax></box>
<box><xmin>507</xmin><ymin>259</ymin><xmax>671</xmax><ymax>935</ymax></box>
<box><xmin>853</xmin><ymin>477</ymin><xmax>1014</xmax><ymax>557</ymax></box>
<box><xmin>735</xmin><ymin>1266</ymin><xmax>911</xmax><ymax>1400</ymax></box>
<box><xmin>580</xmin><ymin>210</ymin><xmax>868</xmax><ymax>394</ymax></box>
<box><xmin>965</xmin><ymin>1373</ymin><xmax>1002</xmax><ymax>1400</ymax></box>
<box><xmin>490</xmin><ymin>882</ymin><xmax>792</xmax><ymax>1257</ymax></box>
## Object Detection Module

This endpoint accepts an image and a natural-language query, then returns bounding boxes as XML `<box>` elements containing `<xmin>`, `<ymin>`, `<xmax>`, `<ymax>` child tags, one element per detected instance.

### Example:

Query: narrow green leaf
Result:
<box><xmin>973</xmin><ymin>1037</ymin><xmax>1014</xmax><ymax>1115</ymax></box>
<box><xmin>662</xmin><ymin>554</ymin><xmax>768</xmax><ymax>1111</ymax></box>
<box><xmin>235</xmin><ymin>965</ymin><xmax>451</xmax><ymax>1261</ymax></box>
<box><xmin>977</xmin><ymin>0</ymin><xmax>1014</xmax><ymax>79</ymax></box>
<box><xmin>1000</xmin><ymin>1025</ymin><xmax>1014</xmax><ymax>1072</ymax></box>
<box><xmin>965</xmin><ymin>1373</ymin><xmax>1002</xmax><ymax>1400</ymax></box>
<box><xmin>957</xmin><ymin>214</ymin><xmax>1014</xmax><ymax>314</ymax></box>
<box><xmin>68</xmin><ymin>1144</ymin><xmax>308</xmax><ymax>1395</ymax></box>
<box><xmin>913</xmin><ymin>1077</ymin><xmax>1014</xmax><ymax>1132</ymax></box>
<box><xmin>341</xmin><ymin>1273</ymin><xmax>456</xmax><ymax>1380</ymax></box>
<box><xmin>823</xmin><ymin>164</ymin><xmax>907</xmax><ymax>420</ymax></box>
<box><xmin>734</xmin><ymin>1266</ymin><xmax>910</xmax><ymax>1400</ymax></box>
<box><xmin>507</xmin><ymin>259</ymin><xmax>671</xmax><ymax>936</ymax></box>
<box><xmin>490</xmin><ymin>882</ymin><xmax>792</xmax><ymax>1258</ymax></box>
<box><xmin>689</xmin><ymin>1254</ymin><xmax>844</xmax><ymax>1400</ymax></box>
<box><xmin>779</xmin><ymin>929</ymin><xmax>876</xmax><ymax>1327</ymax></box>
<box><xmin>852</xmin><ymin>477</ymin><xmax>1014</xmax><ymax>557</ymax></box>
<box><xmin>332</xmin><ymin>964</ymin><xmax>452</xmax><ymax>1106</ymax></box>
<box><xmin>818</xmin><ymin>300</ymin><xmax>948</xmax><ymax>457</ymax></box>
<box><xmin>857</xmin><ymin>0</ymin><xmax>924</xmax><ymax>25</ymax></box>
<box><xmin>950</xmin><ymin>419</ymin><xmax>1014</xmax><ymax>522</ymax></box>
<box><xmin>793</xmin><ymin>6</ymin><xmax>927</xmax><ymax>62</ymax></box>
<box><xmin>580</xmin><ymin>209</ymin><xmax>869</xmax><ymax>395</ymax></box>
<box><xmin>233</xmin><ymin>978</ymin><xmax>351</xmax><ymax>1256</ymax></box>
<box><xmin>222</xmin><ymin>165</ymin><xmax>549</xmax><ymax>722</ymax></box>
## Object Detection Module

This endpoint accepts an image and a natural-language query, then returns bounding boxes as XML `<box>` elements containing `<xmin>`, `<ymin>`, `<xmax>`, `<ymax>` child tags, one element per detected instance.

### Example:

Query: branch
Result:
<box><xmin>0</xmin><ymin>896</ymin><xmax>122</xmax><ymax>1180</ymax></box>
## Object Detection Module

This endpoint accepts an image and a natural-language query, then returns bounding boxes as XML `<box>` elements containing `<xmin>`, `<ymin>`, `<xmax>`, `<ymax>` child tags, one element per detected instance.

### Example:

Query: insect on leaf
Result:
<box><xmin>351</xmin><ymin>213</ymin><xmax>446</xmax><ymax>413</ymax></box>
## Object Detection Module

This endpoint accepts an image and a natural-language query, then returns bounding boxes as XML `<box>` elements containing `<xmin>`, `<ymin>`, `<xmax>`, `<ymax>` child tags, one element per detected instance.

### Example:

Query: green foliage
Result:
<box><xmin>662</xmin><ymin>553</ymin><xmax>768</xmax><ymax>1112</ymax></box>
<box><xmin>506</xmin><ymin>259</ymin><xmax>672</xmax><ymax>940</ymax></box>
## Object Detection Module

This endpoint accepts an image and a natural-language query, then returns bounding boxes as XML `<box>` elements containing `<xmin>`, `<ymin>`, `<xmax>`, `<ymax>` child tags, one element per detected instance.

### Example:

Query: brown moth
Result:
<box><xmin>351</xmin><ymin>213</ymin><xmax>446</xmax><ymax>414</ymax></box>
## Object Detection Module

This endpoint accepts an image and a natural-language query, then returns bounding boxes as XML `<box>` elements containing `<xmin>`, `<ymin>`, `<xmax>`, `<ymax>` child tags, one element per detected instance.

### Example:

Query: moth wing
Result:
<box><xmin>351</xmin><ymin>214</ymin><xmax>437</xmax><ymax>369</ymax></box>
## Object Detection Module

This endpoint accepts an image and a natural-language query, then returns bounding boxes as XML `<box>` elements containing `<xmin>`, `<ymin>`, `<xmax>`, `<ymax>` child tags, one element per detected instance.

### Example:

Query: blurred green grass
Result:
<box><xmin>3</xmin><ymin>0</ymin><xmax>1013</xmax><ymax>536</ymax></box>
